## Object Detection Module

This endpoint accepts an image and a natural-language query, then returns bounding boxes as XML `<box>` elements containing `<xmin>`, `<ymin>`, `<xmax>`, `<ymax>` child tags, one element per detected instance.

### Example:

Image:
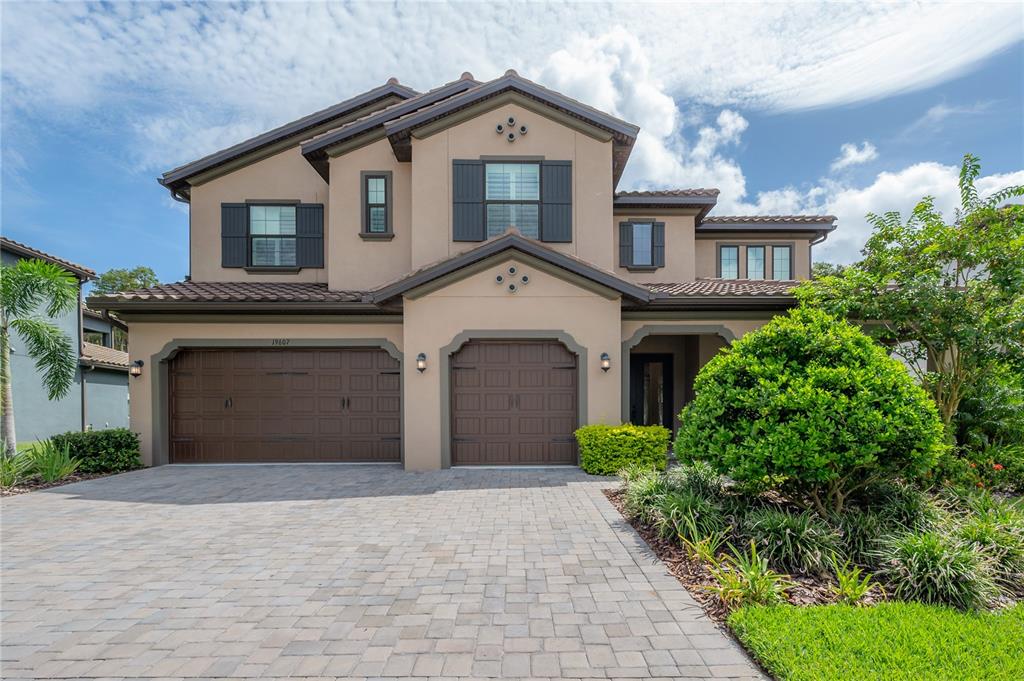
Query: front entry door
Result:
<box><xmin>629</xmin><ymin>353</ymin><xmax>674</xmax><ymax>429</ymax></box>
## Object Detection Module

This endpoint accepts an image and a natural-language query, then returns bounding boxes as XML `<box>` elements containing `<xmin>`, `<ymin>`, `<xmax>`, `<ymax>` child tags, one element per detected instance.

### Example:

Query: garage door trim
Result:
<box><xmin>150</xmin><ymin>338</ymin><xmax>402</xmax><ymax>466</ymax></box>
<box><xmin>439</xmin><ymin>330</ymin><xmax>587</xmax><ymax>469</ymax></box>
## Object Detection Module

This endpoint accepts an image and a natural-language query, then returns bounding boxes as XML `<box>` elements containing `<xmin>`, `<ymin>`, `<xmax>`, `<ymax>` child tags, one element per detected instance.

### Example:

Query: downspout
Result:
<box><xmin>78</xmin><ymin>284</ymin><xmax>86</xmax><ymax>430</ymax></box>
<box><xmin>81</xmin><ymin>365</ymin><xmax>94</xmax><ymax>431</ymax></box>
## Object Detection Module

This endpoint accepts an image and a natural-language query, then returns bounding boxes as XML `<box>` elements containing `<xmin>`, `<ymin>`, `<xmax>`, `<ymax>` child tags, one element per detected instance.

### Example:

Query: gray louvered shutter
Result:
<box><xmin>541</xmin><ymin>161</ymin><xmax>572</xmax><ymax>242</ymax></box>
<box><xmin>296</xmin><ymin>204</ymin><xmax>324</xmax><ymax>268</ymax></box>
<box><xmin>452</xmin><ymin>160</ymin><xmax>484</xmax><ymax>241</ymax></box>
<box><xmin>221</xmin><ymin>203</ymin><xmax>247</xmax><ymax>268</ymax></box>
<box><xmin>619</xmin><ymin>222</ymin><xmax>633</xmax><ymax>267</ymax></box>
<box><xmin>652</xmin><ymin>222</ymin><xmax>665</xmax><ymax>267</ymax></box>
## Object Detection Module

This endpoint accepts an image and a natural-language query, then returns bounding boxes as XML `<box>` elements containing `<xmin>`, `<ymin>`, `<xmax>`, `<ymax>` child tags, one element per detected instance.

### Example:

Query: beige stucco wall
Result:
<box><xmin>189</xmin><ymin>147</ymin><xmax>330</xmax><ymax>283</ymax></box>
<box><xmin>126</xmin><ymin>319</ymin><xmax>403</xmax><ymax>466</ymax></box>
<box><xmin>402</xmin><ymin>255</ymin><xmax>622</xmax><ymax>471</ymax></box>
<box><xmin>613</xmin><ymin>213</ymin><xmax>697</xmax><ymax>284</ymax></box>
<box><xmin>327</xmin><ymin>138</ymin><xmax>412</xmax><ymax>290</ymax></box>
<box><xmin>408</xmin><ymin>102</ymin><xmax>615</xmax><ymax>271</ymax></box>
<box><xmin>694</xmin><ymin>236</ymin><xmax>812</xmax><ymax>280</ymax></box>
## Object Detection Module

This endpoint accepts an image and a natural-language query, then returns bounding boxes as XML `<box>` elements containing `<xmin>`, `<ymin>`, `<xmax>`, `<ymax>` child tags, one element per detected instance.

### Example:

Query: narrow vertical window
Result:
<box><xmin>773</xmin><ymin>245</ymin><xmax>792</xmax><ymax>280</ymax></box>
<box><xmin>632</xmin><ymin>223</ymin><xmax>653</xmax><ymax>266</ymax></box>
<box><xmin>365</xmin><ymin>175</ymin><xmax>388</xmax><ymax>233</ymax></box>
<box><xmin>747</xmin><ymin>245</ymin><xmax>765</xmax><ymax>280</ymax></box>
<box><xmin>249</xmin><ymin>205</ymin><xmax>297</xmax><ymax>266</ymax></box>
<box><xmin>720</xmin><ymin>245</ymin><xmax>739</xmax><ymax>279</ymax></box>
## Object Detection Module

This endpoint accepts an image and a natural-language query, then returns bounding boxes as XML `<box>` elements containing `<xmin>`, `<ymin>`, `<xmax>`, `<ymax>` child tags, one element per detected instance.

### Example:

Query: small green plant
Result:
<box><xmin>706</xmin><ymin>540</ymin><xmax>795</xmax><ymax>609</ymax></box>
<box><xmin>956</xmin><ymin>511</ymin><xmax>1024</xmax><ymax>595</ymax></box>
<box><xmin>875</xmin><ymin>530</ymin><xmax>998</xmax><ymax>610</ymax></box>
<box><xmin>863</xmin><ymin>481</ymin><xmax>943</xmax><ymax>531</ymax></box>
<box><xmin>0</xmin><ymin>449</ymin><xmax>34</xmax><ymax>488</ymax></box>
<box><xmin>27</xmin><ymin>439</ymin><xmax>79</xmax><ymax>483</ymax></box>
<box><xmin>741</xmin><ymin>507</ymin><xmax>843</xmax><ymax>575</ymax></box>
<box><xmin>654</xmin><ymin>489</ymin><xmax>726</xmax><ymax>543</ymax></box>
<box><xmin>681</xmin><ymin>522</ymin><xmax>730</xmax><ymax>564</ymax></box>
<box><xmin>830</xmin><ymin>556</ymin><xmax>880</xmax><ymax>605</ymax></box>
<box><xmin>830</xmin><ymin>508</ymin><xmax>895</xmax><ymax>568</ymax></box>
<box><xmin>576</xmin><ymin>424</ymin><xmax>670</xmax><ymax>475</ymax></box>
<box><xmin>665</xmin><ymin>460</ymin><xmax>724</xmax><ymax>499</ymax></box>
<box><xmin>622</xmin><ymin>467</ymin><xmax>668</xmax><ymax>524</ymax></box>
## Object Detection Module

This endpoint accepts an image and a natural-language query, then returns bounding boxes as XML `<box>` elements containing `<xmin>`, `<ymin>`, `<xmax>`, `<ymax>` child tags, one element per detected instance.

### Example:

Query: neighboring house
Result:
<box><xmin>89</xmin><ymin>71</ymin><xmax>836</xmax><ymax>470</ymax></box>
<box><xmin>1</xmin><ymin>237</ymin><xmax>130</xmax><ymax>439</ymax></box>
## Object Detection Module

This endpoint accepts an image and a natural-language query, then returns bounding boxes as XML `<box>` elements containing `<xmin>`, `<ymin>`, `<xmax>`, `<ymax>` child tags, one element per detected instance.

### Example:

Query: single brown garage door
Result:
<box><xmin>169</xmin><ymin>348</ymin><xmax>401</xmax><ymax>463</ymax></box>
<box><xmin>451</xmin><ymin>340</ymin><xmax>578</xmax><ymax>465</ymax></box>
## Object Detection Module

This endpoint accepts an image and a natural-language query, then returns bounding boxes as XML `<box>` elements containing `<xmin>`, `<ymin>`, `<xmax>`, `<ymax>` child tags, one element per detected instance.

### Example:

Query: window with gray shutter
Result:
<box><xmin>541</xmin><ymin>161</ymin><xmax>572</xmax><ymax>242</ymax></box>
<box><xmin>296</xmin><ymin>204</ymin><xmax>324</xmax><ymax>268</ymax></box>
<box><xmin>453</xmin><ymin>160</ymin><xmax>485</xmax><ymax>241</ymax></box>
<box><xmin>619</xmin><ymin>220</ymin><xmax>665</xmax><ymax>270</ymax></box>
<box><xmin>619</xmin><ymin>222</ymin><xmax>633</xmax><ymax>267</ymax></box>
<box><xmin>221</xmin><ymin>203</ymin><xmax>247</xmax><ymax>268</ymax></box>
<box><xmin>651</xmin><ymin>222</ymin><xmax>665</xmax><ymax>267</ymax></box>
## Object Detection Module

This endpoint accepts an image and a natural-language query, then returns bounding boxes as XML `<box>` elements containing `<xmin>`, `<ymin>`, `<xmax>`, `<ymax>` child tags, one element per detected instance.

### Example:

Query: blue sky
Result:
<box><xmin>2</xmin><ymin>2</ymin><xmax>1022</xmax><ymax>287</ymax></box>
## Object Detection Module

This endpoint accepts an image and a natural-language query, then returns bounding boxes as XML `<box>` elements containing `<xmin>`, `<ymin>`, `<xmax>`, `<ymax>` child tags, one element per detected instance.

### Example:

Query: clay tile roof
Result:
<box><xmin>91</xmin><ymin>281</ymin><xmax>367</xmax><ymax>304</ymax></box>
<box><xmin>646</xmin><ymin>279</ymin><xmax>798</xmax><ymax>297</ymax></box>
<box><xmin>615</xmin><ymin>189</ymin><xmax>720</xmax><ymax>198</ymax></box>
<box><xmin>701</xmin><ymin>215</ymin><xmax>836</xmax><ymax>224</ymax></box>
<box><xmin>0</xmin><ymin>236</ymin><xmax>95</xmax><ymax>279</ymax></box>
<box><xmin>80</xmin><ymin>342</ymin><xmax>130</xmax><ymax>371</ymax></box>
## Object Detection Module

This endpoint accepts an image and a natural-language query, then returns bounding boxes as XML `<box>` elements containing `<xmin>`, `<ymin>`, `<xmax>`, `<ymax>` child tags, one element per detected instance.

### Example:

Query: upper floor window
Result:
<box><xmin>485</xmin><ymin>162</ymin><xmax>540</xmax><ymax>238</ymax></box>
<box><xmin>772</xmin><ymin>245</ymin><xmax>792</xmax><ymax>280</ymax></box>
<box><xmin>361</xmin><ymin>172</ymin><xmax>393</xmax><ymax>238</ymax></box>
<box><xmin>719</xmin><ymin>245</ymin><xmax>739</xmax><ymax>279</ymax></box>
<box><xmin>747</xmin><ymin>245</ymin><xmax>765</xmax><ymax>280</ymax></box>
<box><xmin>619</xmin><ymin>220</ymin><xmax>665</xmax><ymax>270</ymax></box>
<box><xmin>250</xmin><ymin>205</ymin><xmax>296</xmax><ymax>267</ymax></box>
<box><xmin>84</xmin><ymin>330</ymin><xmax>109</xmax><ymax>347</ymax></box>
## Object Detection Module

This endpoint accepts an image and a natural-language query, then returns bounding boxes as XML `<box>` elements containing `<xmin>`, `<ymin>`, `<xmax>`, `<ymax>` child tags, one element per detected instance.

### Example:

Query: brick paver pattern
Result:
<box><xmin>1</xmin><ymin>465</ymin><xmax>763</xmax><ymax>680</ymax></box>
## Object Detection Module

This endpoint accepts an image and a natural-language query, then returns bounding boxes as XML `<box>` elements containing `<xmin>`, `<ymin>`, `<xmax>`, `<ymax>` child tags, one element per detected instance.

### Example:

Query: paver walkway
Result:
<box><xmin>1</xmin><ymin>465</ymin><xmax>763</xmax><ymax>680</ymax></box>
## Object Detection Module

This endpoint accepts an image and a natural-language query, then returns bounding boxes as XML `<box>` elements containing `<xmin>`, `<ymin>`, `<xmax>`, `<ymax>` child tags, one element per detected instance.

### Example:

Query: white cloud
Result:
<box><xmin>902</xmin><ymin>101</ymin><xmax>996</xmax><ymax>137</ymax></box>
<box><xmin>830</xmin><ymin>142</ymin><xmax>878</xmax><ymax>172</ymax></box>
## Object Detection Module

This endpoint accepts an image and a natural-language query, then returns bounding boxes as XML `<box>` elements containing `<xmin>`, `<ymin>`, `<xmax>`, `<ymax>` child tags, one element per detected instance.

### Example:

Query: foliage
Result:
<box><xmin>1</xmin><ymin>258</ymin><xmax>80</xmax><ymax>454</ymax></box>
<box><xmin>706</xmin><ymin>540</ymin><xmax>795</xmax><ymax>609</ymax></box>
<box><xmin>50</xmin><ymin>428</ymin><xmax>142</xmax><ymax>474</ymax></box>
<box><xmin>621</xmin><ymin>467</ymin><xmax>669</xmax><ymax>524</ymax></box>
<box><xmin>874</xmin><ymin>530</ymin><xmax>997</xmax><ymax>610</ymax></box>
<box><xmin>856</xmin><ymin>481</ymin><xmax>943</xmax><ymax>531</ymax></box>
<box><xmin>0</xmin><ymin>449</ymin><xmax>34</xmax><ymax>488</ymax></box>
<box><xmin>664</xmin><ymin>460</ymin><xmax>725</xmax><ymax>499</ymax></box>
<box><xmin>654</xmin><ymin>489</ymin><xmax>726</xmax><ymax>543</ymax></box>
<box><xmin>91</xmin><ymin>266</ymin><xmax>159</xmax><ymax>296</ymax></box>
<box><xmin>676</xmin><ymin>307</ymin><xmax>946</xmax><ymax>514</ymax></box>
<box><xmin>26</xmin><ymin>439</ymin><xmax>80</xmax><ymax>483</ymax></box>
<box><xmin>829</xmin><ymin>508</ymin><xmax>895</xmax><ymax>568</ymax></box>
<box><xmin>830</xmin><ymin>557</ymin><xmax>880</xmax><ymax>605</ymax></box>
<box><xmin>575</xmin><ymin>424</ymin><xmax>670</xmax><ymax>476</ymax></box>
<box><xmin>811</xmin><ymin>261</ymin><xmax>846</xmax><ymax>278</ymax></box>
<box><xmin>680</xmin><ymin>523</ymin><xmax>730</xmax><ymax>564</ymax></box>
<box><xmin>954</xmin><ymin>364</ymin><xmax>1024</xmax><ymax>450</ymax></box>
<box><xmin>795</xmin><ymin>154</ymin><xmax>1024</xmax><ymax>430</ymax></box>
<box><xmin>729</xmin><ymin>603</ymin><xmax>1024</xmax><ymax>681</ymax></box>
<box><xmin>953</xmin><ymin>498</ymin><xmax>1024</xmax><ymax>595</ymax></box>
<box><xmin>741</xmin><ymin>507</ymin><xmax>843</xmax><ymax>575</ymax></box>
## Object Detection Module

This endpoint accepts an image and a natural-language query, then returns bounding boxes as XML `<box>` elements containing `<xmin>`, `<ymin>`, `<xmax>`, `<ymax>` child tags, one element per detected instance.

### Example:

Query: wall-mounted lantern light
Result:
<box><xmin>129</xmin><ymin>360</ymin><xmax>144</xmax><ymax>378</ymax></box>
<box><xmin>600</xmin><ymin>353</ymin><xmax>611</xmax><ymax>372</ymax></box>
<box><xmin>416</xmin><ymin>353</ymin><xmax>428</xmax><ymax>373</ymax></box>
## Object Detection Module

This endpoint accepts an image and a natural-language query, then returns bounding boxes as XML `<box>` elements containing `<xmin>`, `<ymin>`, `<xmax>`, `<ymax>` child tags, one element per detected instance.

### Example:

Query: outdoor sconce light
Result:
<box><xmin>129</xmin><ymin>360</ymin><xmax>144</xmax><ymax>378</ymax></box>
<box><xmin>600</xmin><ymin>353</ymin><xmax>611</xmax><ymax>372</ymax></box>
<box><xmin>416</xmin><ymin>353</ymin><xmax>427</xmax><ymax>373</ymax></box>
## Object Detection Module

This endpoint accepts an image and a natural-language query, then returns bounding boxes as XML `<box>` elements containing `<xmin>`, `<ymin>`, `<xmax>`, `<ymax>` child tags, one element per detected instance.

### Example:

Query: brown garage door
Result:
<box><xmin>451</xmin><ymin>340</ymin><xmax>578</xmax><ymax>465</ymax></box>
<box><xmin>169</xmin><ymin>348</ymin><xmax>401</xmax><ymax>463</ymax></box>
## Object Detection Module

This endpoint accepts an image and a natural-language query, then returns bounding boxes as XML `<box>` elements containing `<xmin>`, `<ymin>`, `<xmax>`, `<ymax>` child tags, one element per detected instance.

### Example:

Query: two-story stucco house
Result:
<box><xmin>89</xmin><ymin>71</ymin><xmax>835</xmax><ymax>470</ymax></box>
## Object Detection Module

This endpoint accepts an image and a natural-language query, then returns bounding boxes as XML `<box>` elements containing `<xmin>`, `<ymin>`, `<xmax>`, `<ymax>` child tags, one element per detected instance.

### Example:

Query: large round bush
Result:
<box><xmin>675</xmin><ymin>308</ymin><xmax>945</xmax><ymax>514</ymax></box>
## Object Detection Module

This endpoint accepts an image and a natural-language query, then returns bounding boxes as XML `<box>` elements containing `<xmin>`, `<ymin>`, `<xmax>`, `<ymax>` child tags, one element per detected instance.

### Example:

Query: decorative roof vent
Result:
<box><xmin>496</xmin><ymin>115</ymin><xmax>527</xmax><ymax>143</ymax></box>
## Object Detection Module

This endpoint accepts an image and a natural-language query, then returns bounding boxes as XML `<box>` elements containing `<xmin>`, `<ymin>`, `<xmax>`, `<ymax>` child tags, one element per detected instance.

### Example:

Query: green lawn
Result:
<box><xmin>729</xmin><ymin>602</ymin><xmax>1024</xmax><ymax>681</ymax></box>
<box><xmin>14</xmin><ymin>440</ymin><xmax>39</xmax><ymax>453</ymax></box>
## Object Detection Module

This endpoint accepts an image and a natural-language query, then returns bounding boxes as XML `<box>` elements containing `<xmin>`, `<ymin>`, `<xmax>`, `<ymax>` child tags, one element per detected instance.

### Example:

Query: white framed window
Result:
<box><xmin>249</xmin><ymin>205</ymin><xmax>297</xmax><ymax>267</ymax></box>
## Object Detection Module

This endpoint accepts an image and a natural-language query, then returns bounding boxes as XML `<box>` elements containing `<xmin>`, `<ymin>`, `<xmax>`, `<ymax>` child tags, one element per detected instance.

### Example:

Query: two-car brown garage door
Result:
<box><xmin>169</xmin><ymin>348</ymin><xmax>401</xmax><ymax>463</ymax></box>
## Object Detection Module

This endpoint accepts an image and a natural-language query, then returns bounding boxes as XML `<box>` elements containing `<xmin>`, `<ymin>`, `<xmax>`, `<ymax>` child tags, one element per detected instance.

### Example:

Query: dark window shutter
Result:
<box><xmin>221</xmin><ymin>203</ymin><xmax>247</xmax><ymax>268</ymax></box>
<box><xmin>541</xmin><ymin>161</ymin><xmax>572</xmax><ymax>242</ymax></box>
<box><xmin>619</xmin><ymin>222</ymin><xmax>633</xmax><ymax>267</ymax></box>
<box><xmin>452</xmin><ymin>160</ymin><xmax>484</xmax><ymax>241</ymax></box>
<box><xmin>652</xmin><ymin>222</ymin><xmax>665</xmax><ymax>267</ymax></box>
<box><xmin>296</xmin><ymin>204</ymin><xmax>324</xmax><ymax>268</ymax></box>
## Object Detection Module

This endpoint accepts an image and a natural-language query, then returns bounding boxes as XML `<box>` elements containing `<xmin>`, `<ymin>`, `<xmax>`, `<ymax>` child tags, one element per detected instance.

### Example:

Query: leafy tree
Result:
<box><xmin>1</xmin><ymin>259</ymin><xmax>81</xmax><ymax>454</ymax></box>
<box><xmin>811</xmin><ymin>261</ymin><xmax>846</xmax><ymax>279</ymax></box>
<box><xmin>796</xmin><ymin>154</ymin><xmax>1024</xmax><ymax>431</ymax></box>
<box><xmin>675</xmin><ymin>308</ymin><xmax>945</xmax><ymax>515</ymax></box>
<box><xmin>91</xmin><ymin>266</ymin><xmax>159</xmax><ymax>295</ymax></box>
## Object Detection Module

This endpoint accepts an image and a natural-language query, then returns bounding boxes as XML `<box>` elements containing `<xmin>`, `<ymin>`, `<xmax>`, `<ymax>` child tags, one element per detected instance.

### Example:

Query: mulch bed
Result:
<box><xmin>1</xmin><ymin>472</ymin><xmax>117</xmax><ymax>497</ymax></box>
<box><xmin>604</xmin><ymin>487</ymin><xmax>861</xmax><ymax>623</ymax></box>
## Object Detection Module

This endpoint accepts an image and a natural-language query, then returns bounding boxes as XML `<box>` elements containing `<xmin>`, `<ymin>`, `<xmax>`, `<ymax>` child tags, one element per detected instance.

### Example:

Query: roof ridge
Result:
<box><xmin>0</xmin><ymin>236</ymin><xmax>95</xmax><ymax>278</ymax></box>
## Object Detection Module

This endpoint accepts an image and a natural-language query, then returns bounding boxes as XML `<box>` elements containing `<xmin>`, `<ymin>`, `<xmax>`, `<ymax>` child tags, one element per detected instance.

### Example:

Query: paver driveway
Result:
<box><xmin>1</xmin><ymin>465</ymin><xmax>762</xmax><ymax>680</ymax></box>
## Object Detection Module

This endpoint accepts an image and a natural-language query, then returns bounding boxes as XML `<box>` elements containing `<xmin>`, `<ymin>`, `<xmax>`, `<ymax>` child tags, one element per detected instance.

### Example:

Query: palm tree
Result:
<box><xmin>1</xmin><ymin>259</ymin><xmax>80</xmax><ymax>455</ymax></box>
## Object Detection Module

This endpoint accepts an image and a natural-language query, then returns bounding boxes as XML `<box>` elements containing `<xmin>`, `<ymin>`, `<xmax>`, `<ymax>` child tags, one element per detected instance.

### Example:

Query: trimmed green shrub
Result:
<box><xmin>675</xmin><ymin>308</ymin><xmax>946</xmax><ymax>515</ymax></box>
<box><xmin>875</xmin><ymin>530</ymin><xmax>997</xmax><ymax>610</ymax></box>
<box><xmin>575</xmin><ymin>424</ymin><xmax>669</xmax><ymax>476</ymax></box>
<box><xmin>741</xmin><ymin>507</ymin><xmax>843</xmax><ymax>575</ymax></box>
<box><xmin>50</xmin><ymin>428</ymin><xmax>142</xmax><ymax>474</ymax></box>
<box><xmin>654</xmin><ymin>489</ymin><xmax>726</xmax><ymax>543</ymax></box>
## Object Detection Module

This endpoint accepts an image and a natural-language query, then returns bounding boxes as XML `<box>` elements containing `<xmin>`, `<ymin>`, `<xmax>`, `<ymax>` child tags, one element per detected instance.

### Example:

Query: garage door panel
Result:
<box><xmin>170</xmin><ymin>348</ymin><xmax>401</xmax><ymax>464</ymax></box>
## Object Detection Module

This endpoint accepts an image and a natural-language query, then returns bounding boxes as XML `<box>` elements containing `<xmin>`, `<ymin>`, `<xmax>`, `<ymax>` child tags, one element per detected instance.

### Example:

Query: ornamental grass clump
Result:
<box><xmin>706</xmin><ymin>540</ymin><xmax>795</xmax><ymax>609</ymax></box>
<box><xmin>741</xmin><ymin>507</ymin><xmax>844</xmax><ymax>575</ymax></box>
<box><xmin>654</xmin><ymin>489</ymin><xmax>726</xmax><ymax>544</ymax></box>
<box><xmin>622</xmin><ymin>467</ymin><xmax>669</xmax><ymax>524</ymax></box>
<box><xmin>675</xmin><ymin>308</ymin><xmax>946</xmax><ymax>515</ymax></box>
